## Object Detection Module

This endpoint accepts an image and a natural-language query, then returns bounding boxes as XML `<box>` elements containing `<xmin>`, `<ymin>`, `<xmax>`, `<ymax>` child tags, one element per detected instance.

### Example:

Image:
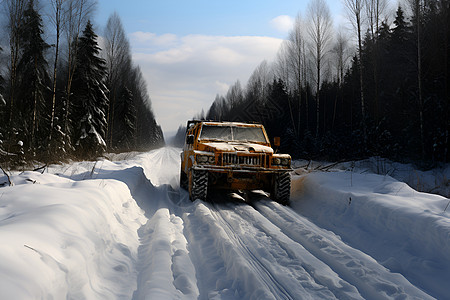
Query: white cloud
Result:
<box><xmin>130</xmin><ymin>33</ymin><xmax>283</xmax><ymax>133</ymax></box>
<box><xmin>130</xmin><ymin>32</ymin><xmax>178</xmax><ymax>47</ymax></box>
<box><xmin>270</xmin><ymin>15</ymin><xmax>294</xmax><ymax>33</ymax></box>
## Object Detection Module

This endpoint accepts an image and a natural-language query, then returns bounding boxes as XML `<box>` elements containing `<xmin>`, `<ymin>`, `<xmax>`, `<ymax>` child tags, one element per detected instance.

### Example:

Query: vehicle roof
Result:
<box><xmin>189</xmin><ymin>120</ymin><xmax>263</xmax><ymax>127</ymax></box>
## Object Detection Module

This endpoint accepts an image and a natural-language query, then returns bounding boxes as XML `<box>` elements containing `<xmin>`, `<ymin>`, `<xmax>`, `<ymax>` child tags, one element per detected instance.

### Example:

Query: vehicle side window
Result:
<box><xmin>185</xmin><ymin>128</ymin><xmax>195</xmax><ymax>150</ymax></box>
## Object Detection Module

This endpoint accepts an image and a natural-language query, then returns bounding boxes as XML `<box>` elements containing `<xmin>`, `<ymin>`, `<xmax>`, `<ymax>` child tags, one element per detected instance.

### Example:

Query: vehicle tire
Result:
<box><xmin>271</xmin><ymin>171</ymin><xmax>291</xmax><ymax>205</ymax></box>
<box><xmin>180</xmin><ymin>167</ymin><xmax>188</xmax><ymax>190</ymax></box>
<box><xmin>189</xmin><ymin>170</ymin><xmax>208</xmax><ymax>201</ymax></box>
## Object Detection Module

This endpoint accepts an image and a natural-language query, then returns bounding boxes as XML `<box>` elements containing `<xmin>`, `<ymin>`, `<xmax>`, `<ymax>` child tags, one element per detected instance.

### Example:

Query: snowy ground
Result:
<box><xmin>0</xmin><ymin>147</ymin><xmax>449</xmax><ymax>299</ymax></box>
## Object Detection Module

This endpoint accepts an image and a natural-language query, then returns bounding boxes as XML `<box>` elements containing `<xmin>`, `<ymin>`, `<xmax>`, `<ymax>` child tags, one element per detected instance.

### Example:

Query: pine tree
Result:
<box><xmin>15</xmin><ymin>0</ymin><xmax>50</xmax><ymax>154</ymax></box>
<box><xmin>71</xmin><ymin>20</ymin><xmax>109</xmax><ymax>159</ymax></box>
<box><xmin>392</xmin><ymin>6</ymin><xmax>409</xmax><ymax>45</ymax></box>
<box><xmin>128</xmin><ymin>66</ymin><xmax>164</xmax><ymax>150</ymax></box>
<box><xmin>115</xmin><ymin>87</ymin><xmax>136</xmax><ymax>150</ymax></box>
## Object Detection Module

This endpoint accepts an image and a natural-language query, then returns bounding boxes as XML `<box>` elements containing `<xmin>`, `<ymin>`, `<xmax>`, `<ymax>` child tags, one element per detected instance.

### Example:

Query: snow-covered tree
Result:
<box><xmin>61</xmin><ymin>0</ymin><xmax>95</xmax><ymax>153</ymax></box>
<box><xmin>115</xmin><ymin>87</ymin><xmax>136</xmax><ymax>150</ymax></box>
<box><xmin>71</xmin><ymin>20</ymin><xmax>109</xmax><ymax>158</ymax></box>
<box><xmin>16</xmin><ymin>0</ymin><xmax>51</xmax><ymax>153</ymax></box>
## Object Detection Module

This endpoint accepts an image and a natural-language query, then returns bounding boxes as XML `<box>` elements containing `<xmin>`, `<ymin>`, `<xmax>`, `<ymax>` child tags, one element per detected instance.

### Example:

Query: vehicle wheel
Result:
<box><xmin>189</xmin><ymin>170</ymin><xmax>208</xmax><ymax>201</ymax></box>
<box><xmin>180</xmin><ymin>167</ymin><xmax>188</xmax><ymax>190</ymax></box>
<box><xmin>271</xmin><ymin>171</ymin><xmax>291</xmax><ymax>205</ymax></box>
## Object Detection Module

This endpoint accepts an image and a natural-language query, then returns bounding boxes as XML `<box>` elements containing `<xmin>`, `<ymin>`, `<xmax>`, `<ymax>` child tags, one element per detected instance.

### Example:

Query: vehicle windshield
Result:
<box><xmin>200</xmin><ymin>125</ymin><xmax>267</xmax><ymax>143</ymax></box>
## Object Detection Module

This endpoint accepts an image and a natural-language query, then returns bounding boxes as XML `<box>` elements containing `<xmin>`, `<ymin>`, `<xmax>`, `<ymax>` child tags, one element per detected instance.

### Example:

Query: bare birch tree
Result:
<box><xmin>104</xmin><ymin>11</ymin><xmax>132</xmax><ymax>148</ymax></box>
<box><xmin>226</xmin><ymin>80</ymin><xmax>244</xmax><ymax>111</ymax></box>
<box><xmin>274</xmin><ymin>41</ymin><xmax>291</xmax><ymax>90</ymax></box>
<box><xmin>62</xmin><ymin>0</ymin><xmax>95</xmax><ymax>145</ymax></box>
<box><xmin>246</xmin><ymin>60</ymin><xmax>271</xmax><ymax>104</ymax></box>
<box><xmin>365</xmin><ymin>0</ymin><xmax>387</xmax><ymax>120</ymax></box>
<box><xmin>344</xmin><ymin>0</ymin><xmax>367</xmax><ymax>141</ymax></box>
<box><xmin>274</xmin><ymin>41</ymin><xmax>298</xmax><ymax>133</ymax></box>
<box><xmin>47</xmin><ymin>0</ymin><xmax>64</xmax><ymax>147</ymax></box>
<box><xmin>331</xmin><ymin>28</ymin><xmax>351</xmax><ymax>130</ymax></box>
<box><xmin>246</xmin><ymin>60</ymin><xmax>272</xmax><ymax>122</ymax></box>
<box><xmin>365</xmin><ymin>0</ymin><xmax>387</xmax><ymax>39</ymax></box>
<box><xmin>307</xmin><ymin>0</ymin><xmax>333</xmax><ymax>137</ymax></box>
<box><xmin>287</xmin><ymin>13</ymin><xmax>306</xmax><ymax>136</ymax></box>
<box><xmin>332</xmin><ymin>29</ymin><xmax>351</xmax><ymax>86</ymax></box>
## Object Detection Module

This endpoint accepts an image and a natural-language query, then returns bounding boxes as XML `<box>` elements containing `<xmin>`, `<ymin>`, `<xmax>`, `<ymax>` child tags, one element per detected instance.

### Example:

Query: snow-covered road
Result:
<box><xmin>1</xmin><ymin>147</ymin><xmax>448</xmax><ymax>299</ymax></box>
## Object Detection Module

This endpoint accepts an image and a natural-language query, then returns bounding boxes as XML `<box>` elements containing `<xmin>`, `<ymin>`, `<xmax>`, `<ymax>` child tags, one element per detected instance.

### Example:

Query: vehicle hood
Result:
<box><xmin>201</xmin><ymin>142</ymin><xmax>273</xmax><ymax>154</ymax></box>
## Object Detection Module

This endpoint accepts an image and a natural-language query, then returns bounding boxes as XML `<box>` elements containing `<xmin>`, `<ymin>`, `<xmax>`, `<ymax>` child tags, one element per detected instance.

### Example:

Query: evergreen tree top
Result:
<box><xmin>393</xmin><ymin>6</ymin><xmax>407</xmax><ymax>32</ymax></box>
<box><xmin>20</xmin><ymin>0</ymin><xmax>50</xmax><ymax>60</ymax></box>
<box><xmin>80</xmin><ymin>21</ymin><xmax>102</xmax><ymax>55</ymax></box>
<box><xmin>391</xmin><ymin>6</ymin><xmax>410</xmax><ymax>43</ymax></box>
<box><xmin>76</xmin><ymin>20</ymin><xmax>107</xmax><ymax>77</ymax></box>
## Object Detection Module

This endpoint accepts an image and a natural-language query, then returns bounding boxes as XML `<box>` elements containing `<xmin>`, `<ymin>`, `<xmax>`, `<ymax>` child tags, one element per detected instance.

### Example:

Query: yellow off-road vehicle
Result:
<box><xmin>180</xmin><ymin>120</ymin><xmax>292</xmax><ymax>204</ymax></box>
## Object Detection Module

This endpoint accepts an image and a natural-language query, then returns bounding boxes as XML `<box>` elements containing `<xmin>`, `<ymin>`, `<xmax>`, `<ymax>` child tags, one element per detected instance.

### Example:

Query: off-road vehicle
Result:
<box><xmin>180</xmin><ymin>120</ymin><xmax>291</xmax><ymax>204</ymax></box>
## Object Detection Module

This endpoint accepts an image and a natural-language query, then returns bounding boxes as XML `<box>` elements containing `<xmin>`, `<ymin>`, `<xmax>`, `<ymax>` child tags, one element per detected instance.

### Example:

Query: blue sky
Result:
<box><xmin>96</xmin><ymin>0</ymin><xmax>342</xmax><ymax>37</ymax></box>
<box><xmin>95</xmin><ymin>0</ymin><xmax>346</xmax><ymax>136</ymax></box>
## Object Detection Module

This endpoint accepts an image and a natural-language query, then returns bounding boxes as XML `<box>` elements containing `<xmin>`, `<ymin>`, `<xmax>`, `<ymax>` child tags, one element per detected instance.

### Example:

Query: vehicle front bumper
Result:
<box><xmin>191</xmin><ymin>165</ymin><xmax>292</xmax><ymax>190</ymax></box>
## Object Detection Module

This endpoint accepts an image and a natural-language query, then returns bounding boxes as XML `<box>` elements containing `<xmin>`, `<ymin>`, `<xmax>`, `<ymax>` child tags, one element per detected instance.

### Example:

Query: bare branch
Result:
<box><xmin>0</xmin><ymin>165</ymin><xmax>13</xmax><ymax>186</ymax></box>
<box><xmin>307</xmin><ymin>0</ymin><xmax>333</xmax><ymax>137</ymax></box>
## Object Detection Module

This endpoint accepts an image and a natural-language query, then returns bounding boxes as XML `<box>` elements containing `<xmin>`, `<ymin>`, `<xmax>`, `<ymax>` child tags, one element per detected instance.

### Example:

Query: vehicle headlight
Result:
<box><xmin>281</xmin><ymin>158</ymin><xmax>290</xmax><ymax>166</ymax></box>
<box><xmin>196</xmin><ymin>155</ymin><xmax>215</xmax><ymax>164</ymax></box>
<box><xmin>197</xmin><ymin>155</ymin><xmax>208</xmax><ymax>163</ymax></box>
<box><xmin>272</xmin><ymin>157</ymin><xmax>290</xmax><ymax>166</ymax></box>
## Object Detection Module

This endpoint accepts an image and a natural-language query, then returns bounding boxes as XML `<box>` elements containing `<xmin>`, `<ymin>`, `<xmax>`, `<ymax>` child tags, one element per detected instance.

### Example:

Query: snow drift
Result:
<box><xmin>0</xmin><ymin>169</ymin><xmax>146</xmax><ymax>299</ymax></box>
<box><xmin>0</xmin><ymin>148</ymin><xmax>448</xmax><ymax>299</ymax></box>
<box><xmin>290</xmin><ymin>170</ymin><xmax>450</xmax><ymax>299</ymax></box>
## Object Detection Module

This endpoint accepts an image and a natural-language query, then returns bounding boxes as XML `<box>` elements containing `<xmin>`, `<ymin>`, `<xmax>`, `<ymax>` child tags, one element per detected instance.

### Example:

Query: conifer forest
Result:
<box><xmin>0</xmin><ymin>0</ymin><xmax>164</xmax><ymax>166</ymax></box>
<box><xmin>175</xmin><ymin>0</ymin><xmax>449</xmax><ymax>166</ymax></box>
<box><xmin>1</xmin><ymin>0</ymin><xmax>449</xmax><ymax>167</ymax></box>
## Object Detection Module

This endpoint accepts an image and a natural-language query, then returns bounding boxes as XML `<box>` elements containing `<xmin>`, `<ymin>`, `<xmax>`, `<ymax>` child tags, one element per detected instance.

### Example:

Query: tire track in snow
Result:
<box><xmin>183</xmin><ymin>200</ymin><xmax>256</xmax><ymax>299</ymax></box>
<box><xmin>209</xmin><ymin>200</ymin><xmax>364</xmax><ymax>300</ymax></box>
<box><xmin>130</xmin><ymin>148</ymin><xmax>434</xmax><ymax>299</ymax></box>
<box><xmin>210</xmin><ymin>203</ymin><xmax>295</xmax><ymax>300</ymax></box>
<box><xmin>184</xmin><ymin>200</ymin><xmax>305</xmax><ymax>299</ymax></box>
<box><xmin>252</xmin><ymin>198</ymin><xmax>435</xmax><ymax>300</ymax></box>
<box><xmin>215</xmin><ymin>201</ymin><xmax>363</xmax><ymax>300</ymax></box>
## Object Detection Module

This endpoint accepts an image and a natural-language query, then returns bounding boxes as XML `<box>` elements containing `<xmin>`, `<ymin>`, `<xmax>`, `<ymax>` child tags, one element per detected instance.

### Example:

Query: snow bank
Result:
<box><xmin>293</xmin><ymin>157</ymin><xmax>450</xmax><ymax>197</ymax></box>
<box><xmin>290</xmin><ymin>170</ymin><xmax>450</xmax><ymax>299</ymax></box>
<box><xmin>1</xmin><ymin>148</ymin><xmax>447</xmax><ymax>299</ymax></box>
<box><xmin>0</xmin><ymin>170</ymin><xmax>146</xmax><ymax>299</ymax></box>
<box><xmin>133</xmin><ymin>208</ymin><xmax>198</xmax><ymax>300</ymax></box>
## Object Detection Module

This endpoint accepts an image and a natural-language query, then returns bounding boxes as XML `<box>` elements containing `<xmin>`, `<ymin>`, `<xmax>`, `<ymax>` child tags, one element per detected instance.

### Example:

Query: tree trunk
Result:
<box><xmin>357</xmin><ymin>14</ymin><xmax>366</xmax><ymax>145</ymax></box>
<box><xmin>297</xmin><ymin>82</ymin><xmax>301</xmax><ymax>138</ymax></box>
<box><xmin>445</xmin><ymin>1</ymin><xmax>450</xmax><ymax>162</ymax></box>
<box><xmin>416</xmin><ymin>0</ymin><xmax>425</xmax><ymax>159</ymax></box>
<box><xmin>316</xmin><ymin>50</ymin><xmax>320</xmax><ymax>138</ymax></box>
<box><xmin>48</xmin><ymin>18</ymin><xmax>60</xmax><ymax>147</ymax></box>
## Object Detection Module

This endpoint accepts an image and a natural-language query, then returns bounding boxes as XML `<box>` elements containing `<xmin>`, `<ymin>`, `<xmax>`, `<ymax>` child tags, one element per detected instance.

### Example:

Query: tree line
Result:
<box><xmin>192</xmin><ymin>0</ymin><xmax>448</xmax><ymax>165</ymax></box>
<box><xmin>0</xmin><ymin>0</ymin><xmax>164</xmax><ymax>166</ymax></box>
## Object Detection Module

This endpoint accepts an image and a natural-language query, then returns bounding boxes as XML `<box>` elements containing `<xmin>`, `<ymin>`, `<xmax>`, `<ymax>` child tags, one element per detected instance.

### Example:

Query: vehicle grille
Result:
<box><xmin>222</xmin><ymin>153</ymin><xmax>264</xmax><ymax>167</ymax></box>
